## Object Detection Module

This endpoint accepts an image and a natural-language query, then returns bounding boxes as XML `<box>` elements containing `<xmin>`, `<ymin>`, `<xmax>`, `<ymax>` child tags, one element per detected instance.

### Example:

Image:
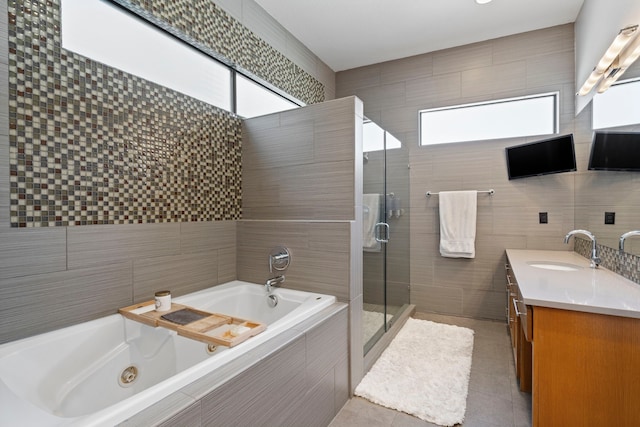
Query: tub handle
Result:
<box><xmin>269</xmin><ymin>246</ymin><xmax>291</xmax><ymax>272</ymax></box>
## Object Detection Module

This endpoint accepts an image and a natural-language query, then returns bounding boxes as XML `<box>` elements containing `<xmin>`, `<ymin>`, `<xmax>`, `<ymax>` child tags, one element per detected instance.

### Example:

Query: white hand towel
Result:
<box><xmin>439</xmin><ymin>191</ymin><xmax>477</xmax><ymax>258</ymax></box>
<box><xmin>363</xmin><ymin>193</ymin><xmax>381</xmax><ymax>252</ymax></box>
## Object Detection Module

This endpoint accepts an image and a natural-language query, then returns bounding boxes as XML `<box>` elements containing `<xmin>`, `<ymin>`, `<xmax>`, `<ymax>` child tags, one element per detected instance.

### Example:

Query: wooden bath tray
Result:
<box><xmin>118</xmin><ymin>300</ymin><xmax>266</xmax><ymax>347</ymax></box>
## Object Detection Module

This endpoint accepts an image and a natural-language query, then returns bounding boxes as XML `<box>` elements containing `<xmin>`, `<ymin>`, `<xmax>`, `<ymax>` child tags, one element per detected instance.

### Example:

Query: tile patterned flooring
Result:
<box><xmin>329</xmin><ymin>312</ymin><xmax>532</xmax><ymax>427</ymax></box>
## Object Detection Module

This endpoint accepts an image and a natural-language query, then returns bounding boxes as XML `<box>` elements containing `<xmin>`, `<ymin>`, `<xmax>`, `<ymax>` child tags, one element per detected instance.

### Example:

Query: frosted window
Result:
<box><xmin>61</xmin><ymin>0</ymin><xmax>231</xmax><ymax>110</ymax></box>
<box><xmin>419</xmin><ymin>93</ymin><xmax>559</xmax><ymax>146</ymax></box>
<box><xmin>592</xmin><ymin>79</ymin><xmax>640</xmax><ymax>130</ymax></box>
<box><xmin>236</xmin><ymin>74</ymin><xmax>300</xmax><ymax>118</ymax></box>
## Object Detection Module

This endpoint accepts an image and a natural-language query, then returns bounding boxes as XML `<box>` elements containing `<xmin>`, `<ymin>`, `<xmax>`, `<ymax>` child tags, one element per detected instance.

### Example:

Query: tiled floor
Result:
<box><xmin>329</xmin><ymin>312</ymin><xmax>532</xmax><ymax>427</ymax></box>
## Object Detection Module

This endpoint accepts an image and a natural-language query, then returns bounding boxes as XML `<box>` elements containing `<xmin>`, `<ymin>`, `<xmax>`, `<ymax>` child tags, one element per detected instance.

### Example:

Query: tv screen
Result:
<box><xmin>506</xmin><ymin>134</ymin><xmax>576</xmax><ymax>180</ymax></box>
<box><xmin>588</xmin><ymin>131</ymin><xmax>640</xmax><ymax>171</ymax></box>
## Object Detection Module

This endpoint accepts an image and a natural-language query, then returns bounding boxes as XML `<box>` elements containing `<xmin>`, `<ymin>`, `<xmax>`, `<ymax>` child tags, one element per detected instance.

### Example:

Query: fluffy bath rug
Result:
<box><xmin>355</xmin><ymin>318</ymin><xmax>474</xmax><ymax>426</ymax></box>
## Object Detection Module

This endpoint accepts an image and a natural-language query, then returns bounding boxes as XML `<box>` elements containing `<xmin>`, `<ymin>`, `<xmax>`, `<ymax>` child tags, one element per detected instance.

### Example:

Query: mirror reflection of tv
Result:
<box><xmin>506</xmin><ymin>134</ymin><xmax>576</xmax><ymax>180</ymax></box>
<box><xmin>588</xmin><ymin>131</ymin><xmax>640</xmax><ymax>171</ymax></box>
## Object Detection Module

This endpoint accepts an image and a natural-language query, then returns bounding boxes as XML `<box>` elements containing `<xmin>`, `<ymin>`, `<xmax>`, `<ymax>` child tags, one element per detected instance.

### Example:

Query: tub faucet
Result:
<box><xmin>564</xmin><ymin>229</ymin><xmax>600</xmax><ymax>268</ymax></box>
<box><xmin>265</xmin><ymin>275</ymin><xmax>285</xmax><ymax>293</ymax></box>
<box><xmin>619</xmin><ymin>230</ymin><xmax>640</xmax><ymax>253</ymax></box>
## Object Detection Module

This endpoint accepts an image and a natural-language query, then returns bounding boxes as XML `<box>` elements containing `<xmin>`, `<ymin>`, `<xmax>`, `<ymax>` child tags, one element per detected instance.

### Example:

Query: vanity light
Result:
<box><xmin>578</xmin><ymin>25</ymin><xmax>639</xmax><ymax>96</ymax></box>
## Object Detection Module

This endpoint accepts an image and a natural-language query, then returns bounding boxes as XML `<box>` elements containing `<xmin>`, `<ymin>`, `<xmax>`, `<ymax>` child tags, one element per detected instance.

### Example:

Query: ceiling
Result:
<box><xmin>254</xmin><ymin>0</ymin><xmax>585</xmax><ymax>72</ymax></box>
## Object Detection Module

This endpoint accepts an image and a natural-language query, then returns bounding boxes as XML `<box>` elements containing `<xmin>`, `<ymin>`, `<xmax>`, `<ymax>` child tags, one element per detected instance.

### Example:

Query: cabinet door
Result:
<box><xmin>533</xmin><ymin>307</ymin><xmax>640</xmax><ymax>427</ymax></box>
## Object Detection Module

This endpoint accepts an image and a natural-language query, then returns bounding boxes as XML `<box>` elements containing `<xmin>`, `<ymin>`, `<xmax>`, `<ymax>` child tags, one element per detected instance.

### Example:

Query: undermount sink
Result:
<box><xmin>526</xmin><ymin>261</ymin><xmax>583</xmax><ymax>272</ymax></box>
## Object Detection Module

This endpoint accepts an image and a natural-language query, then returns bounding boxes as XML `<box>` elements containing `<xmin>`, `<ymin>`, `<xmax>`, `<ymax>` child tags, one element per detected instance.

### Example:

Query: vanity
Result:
<box><xmin>505</xmin><ymin>249</ymin><xmax>640</xmax><ymax>426</ymax></box>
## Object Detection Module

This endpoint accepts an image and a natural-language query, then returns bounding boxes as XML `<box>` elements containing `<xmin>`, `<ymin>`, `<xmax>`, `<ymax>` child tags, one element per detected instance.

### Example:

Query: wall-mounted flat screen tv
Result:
<box><xmin>506</xmin><ymin>134</ymin><xmax>576</xmax><ymax>180</ymax></box>
<box><xmin>588</xmin><ymin>131</ymin><xmax>640</xmax><ymax>171</ymax></box>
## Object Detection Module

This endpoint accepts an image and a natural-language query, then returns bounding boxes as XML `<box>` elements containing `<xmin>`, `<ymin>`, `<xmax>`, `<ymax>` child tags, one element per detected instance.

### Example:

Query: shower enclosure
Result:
<box><xmin>362</xmin><ymin>120</ymin><xmax>411</xmax><ymax>355</ymax></box>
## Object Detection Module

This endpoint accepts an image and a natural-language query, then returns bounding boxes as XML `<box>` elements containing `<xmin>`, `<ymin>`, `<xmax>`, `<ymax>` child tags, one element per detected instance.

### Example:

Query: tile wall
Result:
<box><xmin>575</xmin><ymin>237</ymin><xmax>640</xmax><ymax>285</ymax></box>
<box><xmin>337</xmin><ymin>24</ymin><xmax>582</xmax><ymax>320</ymax></box>
<box><xmin>240</xmin><ymin>96</ymin><xmax>365</xmax><ymax>391</ymax></box>
<box><xmin>337</xmin><ymin>24</ymin><xmax>640</xmax><ymax>320</ymax></box>
<box><xmin>0</xmin><ymin>0</ymin><xmax>335</xmax><ymax>344</ymax></box>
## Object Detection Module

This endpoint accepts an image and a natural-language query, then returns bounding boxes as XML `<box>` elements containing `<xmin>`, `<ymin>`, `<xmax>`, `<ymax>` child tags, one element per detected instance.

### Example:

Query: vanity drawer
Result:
<box><xmin>515</xmin><ymin>287</ymin><xmax>533</xmax><ymax>342</ymax></box>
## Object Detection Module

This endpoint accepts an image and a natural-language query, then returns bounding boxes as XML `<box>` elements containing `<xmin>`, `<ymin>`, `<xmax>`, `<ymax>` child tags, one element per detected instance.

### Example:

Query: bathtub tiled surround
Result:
<box><xmin>0</xmin><ymin>221</ymin><xmax>237</xmax><ymax>343</ymax></box>
<box><xmin>0</xmin><ymin>0</ymin><xmax>338</xmax><ymax>345</ymax></box>
<box><xmin>241</xmin><ymin>96</ymin><xmax>366</xmax><ymax>391</ymax></box>
<box><xmin>237</xmin><ymin>221</ymin><xmax>352</xmax><ymax>301</ymax></box>
<box><xmin>8</xmin><ymin>0</ymin><xmax>245</xmax><ymax>227</ymax></box>
<box><xmin>119</xmin><ymin>305</ymin><xmax>349</xmax><ymax>427</ymax></box>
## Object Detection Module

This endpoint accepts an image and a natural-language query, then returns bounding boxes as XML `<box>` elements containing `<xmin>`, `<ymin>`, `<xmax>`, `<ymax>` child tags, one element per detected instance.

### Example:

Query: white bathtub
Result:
<box><xmin>0</xmin><ymin>281</ymin><xmax>336</xmax><ymax>426</ymax></box>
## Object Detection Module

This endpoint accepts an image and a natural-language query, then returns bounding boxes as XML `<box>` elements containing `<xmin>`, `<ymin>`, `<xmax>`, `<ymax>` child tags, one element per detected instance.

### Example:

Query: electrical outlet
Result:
<box><xmin>605</xmin><ymin>212</ymin><xmax>615</xmax><ymax>225</ymax></box>
<box><xmin>539</xmin><ymin>212</ymin><xmax>548</xmax><ymax>224</ymax></box>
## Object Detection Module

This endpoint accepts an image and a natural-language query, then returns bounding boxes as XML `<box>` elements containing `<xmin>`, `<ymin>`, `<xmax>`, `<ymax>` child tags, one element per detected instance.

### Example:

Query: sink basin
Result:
<box><xmin>526</xmin><ymin>261</ymin><xmax>583</xmax><ymax>272</ymax></box>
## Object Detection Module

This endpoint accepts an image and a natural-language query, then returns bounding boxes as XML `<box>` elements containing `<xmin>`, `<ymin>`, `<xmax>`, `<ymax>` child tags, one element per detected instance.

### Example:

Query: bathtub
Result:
<box><xmin>0</xmin><ymin>280</ymin><xmax>336</xmax><ymax>426</ymax></box>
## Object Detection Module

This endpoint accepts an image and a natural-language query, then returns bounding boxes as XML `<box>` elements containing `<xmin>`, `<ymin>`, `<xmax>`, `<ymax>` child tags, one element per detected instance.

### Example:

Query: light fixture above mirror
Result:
<box><xmin>578</xmin><ymin>24</ymin><xmax>640</xmax><ymax>96</ymax></box>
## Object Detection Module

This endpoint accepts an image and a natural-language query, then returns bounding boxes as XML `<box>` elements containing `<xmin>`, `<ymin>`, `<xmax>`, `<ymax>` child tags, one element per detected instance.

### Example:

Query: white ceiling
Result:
<box><xmin>254</xmin><ymin>0</ymin><xmax>585</xmax><ymax>72</ymax></box>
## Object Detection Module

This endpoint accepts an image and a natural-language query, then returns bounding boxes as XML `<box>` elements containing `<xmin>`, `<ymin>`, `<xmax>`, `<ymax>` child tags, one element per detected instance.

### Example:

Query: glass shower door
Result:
<box><xmin>362</xmin><ymin>120</ymin><xmax>410</xmax><ymax>355</ymax></box>
<box><xmin>362</xmin><ymin>120</ymin><xmax>387</xmax><ymax>353</ymax></box>
<box><xmin>383</xmin><ymin>133</ymin><xmax>410</xmax><ymax>330</ymax></box>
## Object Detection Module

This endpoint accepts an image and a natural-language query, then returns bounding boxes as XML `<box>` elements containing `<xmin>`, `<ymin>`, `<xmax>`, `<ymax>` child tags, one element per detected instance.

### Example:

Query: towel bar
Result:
<box><xmin>425</xmin><ymin>189</ymin><xmax>494</xmax><ymax>197</ymax></box>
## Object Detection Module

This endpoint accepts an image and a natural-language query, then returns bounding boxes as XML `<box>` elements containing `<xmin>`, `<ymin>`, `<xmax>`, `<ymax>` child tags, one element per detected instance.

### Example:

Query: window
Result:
<box><xmin>236</xmin><ymin>74</ymin><xmax>301</xmax><ymax>118</ymax></box>
<box><xmin>592</xmin><ymin>79</ymin><xmax>640</xmax><ymax>130</ymax></box>
<box><xmin>61</xmin><ymin>0</ymin><xmax>232</xmax><ymax>110</ymax></box>
<box><xmin>61</xmin><ymin>0</ymin><xmax>302</xmax><ymax>117</ymax></box>
<box><xmin>419</xmin><ymin>93</ymin><xmax>559</xmax><ymax>146</ymax></box>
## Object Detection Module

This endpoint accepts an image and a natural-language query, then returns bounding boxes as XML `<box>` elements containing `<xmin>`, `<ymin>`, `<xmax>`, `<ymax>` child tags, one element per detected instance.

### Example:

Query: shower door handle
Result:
<box><xmin>374</xmin><ymin>222</ymin><xmax>389</xmax><ymax>243</ymax></box>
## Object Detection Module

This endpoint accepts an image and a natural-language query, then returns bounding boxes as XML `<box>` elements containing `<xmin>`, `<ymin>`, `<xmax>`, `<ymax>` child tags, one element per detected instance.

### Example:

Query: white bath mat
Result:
<box><xmin>355</xmin><ymin>318</ymin><xmax>474</xmax><ymax>426</ymax></box>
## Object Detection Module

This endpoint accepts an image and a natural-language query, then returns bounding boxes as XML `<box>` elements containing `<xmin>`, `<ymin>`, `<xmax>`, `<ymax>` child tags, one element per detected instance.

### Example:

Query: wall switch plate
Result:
<box><xmin>539</xmin><ymin>212</ymin><xmax>548</xmax><ymax>224</ymax></box>
<box><xmin>605</xmin><ymin>212</ymin><xmax>615</xmax><ymax>225</ymax></box>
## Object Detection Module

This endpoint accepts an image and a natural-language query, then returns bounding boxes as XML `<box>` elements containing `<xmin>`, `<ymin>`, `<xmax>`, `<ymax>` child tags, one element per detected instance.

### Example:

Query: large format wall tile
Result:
<box><xmin>67</xmin><ymin>223</ymin><xmax>181</xmax><ymax>270</ymax></box>
<box><xmin>337</xmin><ymin>24</ymin><xmax>582</xmax><ymax>320</ymax></box>
<box><xmin>133</xmin><ymin>252</ymin><xmax>220</xmax><ymax>302</ymax></box>
<box><xmin>0</xmin><ymin>228</ymin><xmax>66</xmax><ymax>280</ymax></box>
<box><xmin>237</xmin><ymin>220</ymin><xmax>351</xmax><ymax>301</ymax></box>
<box><xmin>0</xmin><ymin>263</ymin><xmax>132</xmax><ymax>343</ymax></box>
<box><xmin>243</xmin><ymin>97</ymin><xmax>359</xmax><ymax>221</ymax></box>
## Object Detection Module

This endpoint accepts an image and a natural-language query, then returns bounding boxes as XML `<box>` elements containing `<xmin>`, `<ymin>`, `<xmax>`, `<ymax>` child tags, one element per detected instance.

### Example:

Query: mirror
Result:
<box><xmin>574</xmin><ymin>78</ymin><xmax>640</xmax><ymax>256</ymax></box>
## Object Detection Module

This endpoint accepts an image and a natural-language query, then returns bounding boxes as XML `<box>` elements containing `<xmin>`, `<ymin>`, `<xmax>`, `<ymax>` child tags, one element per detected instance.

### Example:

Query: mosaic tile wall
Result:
<box><xmin>575</xmin><ymin>237</ymin><xmax>640</xmax><ymax>284</ymax></box>
<box><xmin>114</xmin><ymin>0</ymin><xmax>325</xmax><ymax>106</ymax></box>
<box><xmin>7</xmin><ymin>0</ymin><xmax>324</xmax><ymax>227</ymax></box>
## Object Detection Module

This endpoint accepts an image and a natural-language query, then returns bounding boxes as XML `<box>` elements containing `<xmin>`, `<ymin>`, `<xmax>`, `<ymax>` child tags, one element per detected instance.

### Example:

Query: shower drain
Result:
<box><xmin>119</xmin><ymin>365</ymin><xmax>139</xmax><ymax>387</ymax></box>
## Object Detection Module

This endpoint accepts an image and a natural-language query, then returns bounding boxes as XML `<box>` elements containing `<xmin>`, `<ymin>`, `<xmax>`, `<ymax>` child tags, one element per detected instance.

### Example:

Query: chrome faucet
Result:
<box><xmin>265</xmin><ymin>275</ymin><xmax>285</xmax><ymax>293</ymax></box>
<box><xmin>619</xmin><ymin>230</ymin><xmax>640</xmax><ymax>253</ymax></box>
<box><xmin>564</xmin><ymin>229</ymin><xmax>600</xmax><ymax>268</ymax></box>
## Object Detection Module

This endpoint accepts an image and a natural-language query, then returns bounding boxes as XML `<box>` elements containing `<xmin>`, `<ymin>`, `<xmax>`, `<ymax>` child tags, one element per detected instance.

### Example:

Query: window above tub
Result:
<box><xmin>60</xmin><ymin>0</ymin><xmax>304</xmax><ymax>118</ymax></box>
<box><xmin>419</xmin><ymin>92</ymin><xmax>559</xmax><ymax>146</ymax></box>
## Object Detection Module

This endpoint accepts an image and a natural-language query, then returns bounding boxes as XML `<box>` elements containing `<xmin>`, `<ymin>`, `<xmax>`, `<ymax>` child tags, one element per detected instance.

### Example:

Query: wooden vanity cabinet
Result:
<box><xmin>505</xmin><ymin>264</ymin><xmax>532</xmax><ymax>392</ymax></box>
<box><xmin>533</xmin><ymin>307</ymin><xmax>640</xmax><ymax>426</ymax></box>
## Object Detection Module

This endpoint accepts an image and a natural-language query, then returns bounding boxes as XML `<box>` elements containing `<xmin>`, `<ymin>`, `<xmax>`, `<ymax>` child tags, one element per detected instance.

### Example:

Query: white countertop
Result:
<box><xmin>506</xmin><ymin>249</ymin><xmax>640</xmax><ymax>319</ymax></box>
